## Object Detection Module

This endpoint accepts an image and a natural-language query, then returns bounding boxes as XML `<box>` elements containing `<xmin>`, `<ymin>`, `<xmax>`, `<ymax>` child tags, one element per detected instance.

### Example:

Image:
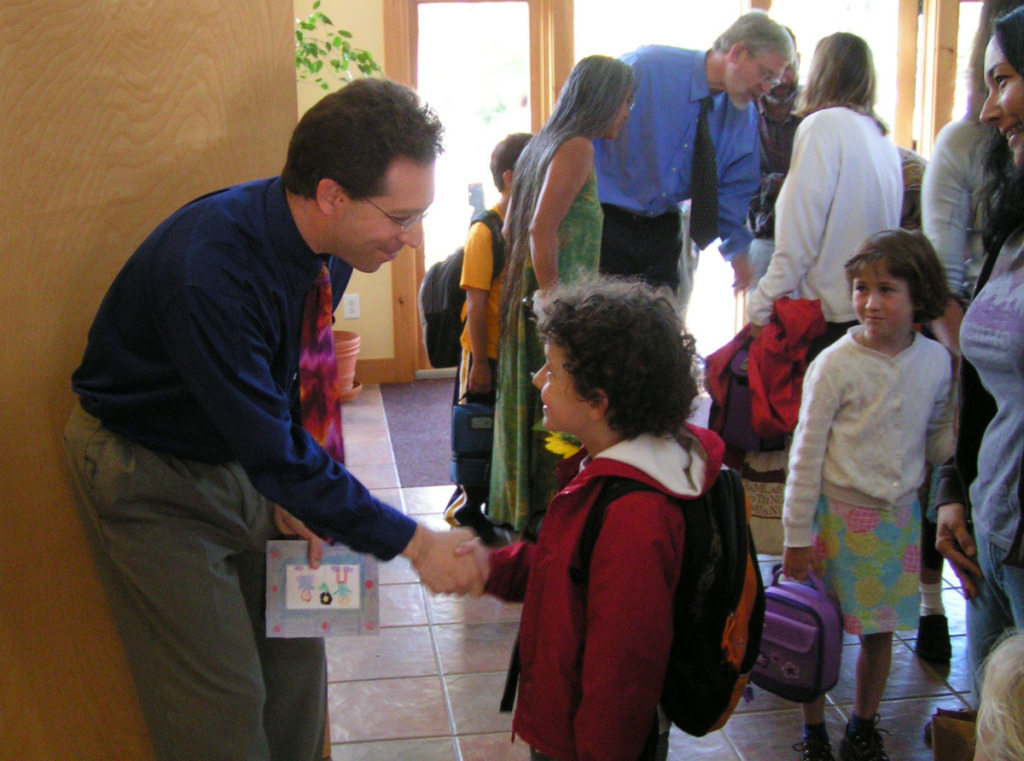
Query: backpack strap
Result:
<box><xmin>499</xmin><ymin>633</ymin><xmax>521</xmax><ymax>713</ymax></box>
<box><xmin>470</xmin><ymin>208</ymin><xmax>505</xmax><ymax>282</ymax></box>
<box><xmin>570</xmin><ymin>477</ymin><xmax>657</xmax><ymax>585</ymax></box>
<box><xmin>500</xmin><ymin>476</ymin><xmax>655</xmax><ymax>713</ymax></box>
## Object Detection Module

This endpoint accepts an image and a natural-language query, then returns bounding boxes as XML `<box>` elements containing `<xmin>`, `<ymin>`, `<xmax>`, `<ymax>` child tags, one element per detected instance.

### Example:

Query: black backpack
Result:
<box><xmin>418</xmin><ymin>209</ymin><xmax>504</xmax><ymax>368</ymax></box>
<box><xmin>501</xmin><ymin>467</ymin><xmax>765</xmax><ymax>739</ymax></box>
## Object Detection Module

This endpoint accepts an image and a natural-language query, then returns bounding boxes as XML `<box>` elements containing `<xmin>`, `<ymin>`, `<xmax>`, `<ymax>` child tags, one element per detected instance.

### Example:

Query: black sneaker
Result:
<box><xmin>839</xmin><ymin>719</ymin><xmax>891</xmax><ymax>761</ymax></box>
<box><xmin>793</xmin><ymin>738</ymin><xmax>836</xmax><ymax>761</ymax></box>
<box><xmin>915</xmin><ymin>613</ymin><xmax>952</xmax><ymax>663</ymax></box>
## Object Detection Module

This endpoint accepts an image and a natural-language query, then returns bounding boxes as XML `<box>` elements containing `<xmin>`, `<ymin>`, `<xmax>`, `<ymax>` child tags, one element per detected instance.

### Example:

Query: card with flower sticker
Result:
<box><xmin>266</xmin><ymin>540</ymin><xmax>379</xmax><ymax>638</ymax></box>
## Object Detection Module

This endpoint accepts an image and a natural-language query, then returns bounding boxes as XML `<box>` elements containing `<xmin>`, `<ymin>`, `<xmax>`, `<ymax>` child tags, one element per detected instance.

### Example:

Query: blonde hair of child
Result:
<box><xmin>976</xmin><ymin>630</ymin><xmax>1024</xmax><ymax>761</ymax></box>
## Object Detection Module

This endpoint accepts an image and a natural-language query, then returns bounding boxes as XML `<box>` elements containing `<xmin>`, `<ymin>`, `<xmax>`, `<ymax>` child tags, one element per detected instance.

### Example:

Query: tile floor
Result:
<box><xmin>333</xmin><ymin>384</ymin><xmax>972</xmax><ymax>761</ymax></box>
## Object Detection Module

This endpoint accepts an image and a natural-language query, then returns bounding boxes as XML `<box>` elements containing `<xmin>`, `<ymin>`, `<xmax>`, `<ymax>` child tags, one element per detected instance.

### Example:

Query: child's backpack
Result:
<box><xmin>500</xmin><ymin>467</ymin><xmax>766</xmax><ymax>738</ymax></box>
<box><xmin>750</xmin><ymin>569</ymin><xmax>843</xmax><ymax>704</ymax></box>
<box><xmin>418</xmin><ymin>209</ymin><xmax>504</xmax><ymax>368</ymax></box>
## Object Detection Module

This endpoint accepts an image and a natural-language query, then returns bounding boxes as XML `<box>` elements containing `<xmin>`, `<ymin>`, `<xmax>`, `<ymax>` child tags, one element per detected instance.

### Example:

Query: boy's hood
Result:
<box><xmin>590</xmin><ymin>424</ymin><xmax>725</xmax><ymax>498</ymax></box>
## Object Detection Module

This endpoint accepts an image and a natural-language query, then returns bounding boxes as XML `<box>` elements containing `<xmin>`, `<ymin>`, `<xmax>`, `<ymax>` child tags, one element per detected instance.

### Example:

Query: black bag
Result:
<box><xmin>418</xmin><ymin>209</ymin><xmax>504</xmax><ymax>368</ymax></box>
<box><xmin>709</xmin><ymin>347</ymin><xmax>785</xmax><ymax>452</ymax></box>
<box><xmin>501</xmin><ymin>468</ymin><xmax>766</xmax><ymax>738</ymax></box>
<box><xmin>449</xmin><ymin>401</ymin><xmax>494</xmax><ymax>488</ymax></box>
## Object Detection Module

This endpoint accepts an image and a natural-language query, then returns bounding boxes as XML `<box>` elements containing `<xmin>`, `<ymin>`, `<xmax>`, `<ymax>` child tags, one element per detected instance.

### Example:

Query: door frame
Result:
<box><xmin>370</xmin><ymin>0</ymin><xmax>574</xmax><ymax>383</ymax></box>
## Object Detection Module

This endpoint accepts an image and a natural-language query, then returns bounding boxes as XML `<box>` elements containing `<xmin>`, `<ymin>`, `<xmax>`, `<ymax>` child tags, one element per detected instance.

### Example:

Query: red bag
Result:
<box><xmin>746</xmin><ymin>298</ymin><xmax>825</xmax><ymax>439</ymax></box>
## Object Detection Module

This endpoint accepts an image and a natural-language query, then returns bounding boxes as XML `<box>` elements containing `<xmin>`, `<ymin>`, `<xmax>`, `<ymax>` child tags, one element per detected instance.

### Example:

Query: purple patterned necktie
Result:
<box><xmin>298</xmin><ymin>262</ymin><xmax>345</xmax><ymax>464</ymax></box>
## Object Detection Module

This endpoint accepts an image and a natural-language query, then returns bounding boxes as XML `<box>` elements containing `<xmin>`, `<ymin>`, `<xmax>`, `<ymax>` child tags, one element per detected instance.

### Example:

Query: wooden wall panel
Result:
<box><xmin>0</xmin><ymin>2</ymin><xmax>297</xmax><ymax>758</ymax></box>
<box><xmin>895</xmin><ymin>0</ymin><xmax>921</xmax><ymax>148</ymax></box>
<box><xmin>919</xmin><ymin>0</ymin><xmax>961</xmax><ymax>155</ymax></box>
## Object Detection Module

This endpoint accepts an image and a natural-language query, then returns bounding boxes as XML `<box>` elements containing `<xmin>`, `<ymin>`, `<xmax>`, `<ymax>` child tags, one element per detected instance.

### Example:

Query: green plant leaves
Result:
<box><xmin>294</xmin><ymin>5</ymin><xmax>380</xmax><ymax>86</ymax></box>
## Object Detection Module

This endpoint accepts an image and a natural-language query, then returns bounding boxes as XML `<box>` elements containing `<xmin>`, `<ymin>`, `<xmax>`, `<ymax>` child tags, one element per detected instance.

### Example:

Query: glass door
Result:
<box><xmin>417</xmin><ymin>2</ymin><xmax>533</xmax><ymax>267</ymax></box>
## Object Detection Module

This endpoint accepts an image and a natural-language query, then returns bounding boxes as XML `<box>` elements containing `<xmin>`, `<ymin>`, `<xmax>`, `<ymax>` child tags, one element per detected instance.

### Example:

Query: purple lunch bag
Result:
<box><xmin>750</xmin><ymin>570</ymin><xmax>843</xmax><ymax>704</ymax></box>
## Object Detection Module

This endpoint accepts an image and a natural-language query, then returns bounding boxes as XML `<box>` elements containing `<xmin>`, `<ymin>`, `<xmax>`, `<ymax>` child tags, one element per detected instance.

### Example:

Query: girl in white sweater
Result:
<box><xmin>782</xmin><ymin>230</ymin><xmax>955</xmax><ymax>761</ymax></box>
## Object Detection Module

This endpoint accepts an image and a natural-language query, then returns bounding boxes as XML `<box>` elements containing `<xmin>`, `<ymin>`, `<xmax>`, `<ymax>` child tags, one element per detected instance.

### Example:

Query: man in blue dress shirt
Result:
<box><xmin>595</xmin><ymin>11</ymin><xmax>794</xmax><ymax>314</ymax></box>
<box><xmin>64</xmin><ymin>79</ymin><xmax>482</xmax><ymax>761</ymax></box>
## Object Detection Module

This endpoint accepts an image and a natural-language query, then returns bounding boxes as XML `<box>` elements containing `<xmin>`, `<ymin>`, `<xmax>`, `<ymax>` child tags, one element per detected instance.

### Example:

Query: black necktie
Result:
<box><xmin>690</xmin><ymin>96</ymin><xmax>719</xmax><ymax>250</ymax></box>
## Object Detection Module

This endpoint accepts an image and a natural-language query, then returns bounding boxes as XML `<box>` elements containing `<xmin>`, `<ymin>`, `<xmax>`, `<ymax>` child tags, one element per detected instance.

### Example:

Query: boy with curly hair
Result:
<box><xmin>461</xmin><ymin>275</ymin><xmax>727</xmax><ymax>761</ymax></box>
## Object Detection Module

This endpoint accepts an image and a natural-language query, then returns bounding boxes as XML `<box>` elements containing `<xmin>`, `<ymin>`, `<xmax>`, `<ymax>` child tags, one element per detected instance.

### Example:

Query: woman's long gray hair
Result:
<box><xmin>499</xmin><ymin>55</ymin><xmax>633</xmax><ymax>333</ymax></box>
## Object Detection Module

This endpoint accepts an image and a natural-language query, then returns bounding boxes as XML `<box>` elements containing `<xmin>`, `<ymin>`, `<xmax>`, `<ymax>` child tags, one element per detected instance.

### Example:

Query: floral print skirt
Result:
<box><xmin>811</xmin><ymin>494</ymin><xmax>921</xmax><ymax>636</ymax></box>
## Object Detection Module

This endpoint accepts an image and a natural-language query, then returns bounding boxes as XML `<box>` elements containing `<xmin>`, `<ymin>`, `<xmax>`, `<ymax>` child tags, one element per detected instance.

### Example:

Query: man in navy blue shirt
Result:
<box><xmin>594</xmin><ymin>11</ymin><xmax>794</xmax><ymax>314</ymax></box>
<box><xmin>65</xmin><ymin>79</ymin><xmax>480</xmax><ymax>761</ymax></box>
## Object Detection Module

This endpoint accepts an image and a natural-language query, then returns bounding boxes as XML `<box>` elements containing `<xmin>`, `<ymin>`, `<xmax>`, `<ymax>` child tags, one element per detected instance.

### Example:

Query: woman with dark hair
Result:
<box><xmin>916</xmin><ymin>0</ymin><xmax>1022</xmax><ymax>672</ymax></box>
<box><xmin>488</xmin><ymin>55</ymin><xmax>634</xmax><ymax>530</ymax></box>
<box><xmin>745</xmin><ymin>33</ymin><xmax>902</xmax><ymax>359</ymax></box>
<box><xmin>935</xmin><ymin>1</ymin><xmax>1024</xmax><ymax>719</ymax></box>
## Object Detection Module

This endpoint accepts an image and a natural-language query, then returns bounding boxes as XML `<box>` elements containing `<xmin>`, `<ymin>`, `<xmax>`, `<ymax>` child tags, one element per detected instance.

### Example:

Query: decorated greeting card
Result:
<box><xmin>266</xmin><ymin>540</ymin><xmax>379</xmax><ymax>638</ymax></box>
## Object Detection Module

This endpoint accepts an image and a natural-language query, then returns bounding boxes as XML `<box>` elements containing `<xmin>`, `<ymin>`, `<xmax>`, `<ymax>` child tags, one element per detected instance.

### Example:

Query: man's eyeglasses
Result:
<box><xmin>745</xmin><ymin>46</ymin><xmax>785</xmax><ymax>89</ymax></box>
<box><xmin>758</xmin><ymin>66</ymin><xmax>783</xmax><ymax>89</ymax></box>
<box><xmin>364</xmin><ymin>197</ymin><xmax>429</xmax><ymax>231</ymax></box>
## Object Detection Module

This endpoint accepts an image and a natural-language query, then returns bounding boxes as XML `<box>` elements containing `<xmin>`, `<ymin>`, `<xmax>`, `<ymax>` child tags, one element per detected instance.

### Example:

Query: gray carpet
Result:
<box><xmin>381</xmin><ymin>378</ymin><xmax>454</xmax><ymax>488</ymax></box>
<box><xmin>380</xmin><ymin>380</ymin><xmax>712</xmax><ymax>489</ymax></box>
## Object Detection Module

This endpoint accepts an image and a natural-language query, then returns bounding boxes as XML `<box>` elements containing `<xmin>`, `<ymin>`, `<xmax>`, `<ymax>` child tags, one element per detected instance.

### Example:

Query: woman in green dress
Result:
<box><xmin>488</xmin><ymin>55</ymin><xmax>634</xmax><ymax>530</ymax></box>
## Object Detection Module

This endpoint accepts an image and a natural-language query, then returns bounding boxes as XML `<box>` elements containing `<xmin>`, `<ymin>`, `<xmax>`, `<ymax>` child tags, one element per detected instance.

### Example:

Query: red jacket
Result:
<box><xmin>485</xmin><ymin>425</ymin><xmax>726</xmax><ymax>761</ymax></box>
<box><xmin>706</xmin><ymin>298</ymin><xmax>824</xmax><ymax>439</ymax></box>
<box><xmin>747</xmin><ymin>297</ymin><xmax>825</xmax><ymax>437</ymax></box>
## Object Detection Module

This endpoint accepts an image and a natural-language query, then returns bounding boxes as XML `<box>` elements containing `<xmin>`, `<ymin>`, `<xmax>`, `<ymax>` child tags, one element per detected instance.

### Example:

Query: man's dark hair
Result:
<box><xmin>281</xmin><ymin>78</ymin><xmax>444</xmax><ymax>199</ymax></box>
<box><xmin>844</xmin><ymin>229</ymin><xmax>951</xmax><ymax>322</ymax></box>
<box><xmin>536</xmin><ymin>275</ymin><xmax>699</xmax><ymax>440</ymax></box>
<box><xmin>490</xmin><ymin>132</ymin><xmax>532</xmax><ymax>192</ymax></box>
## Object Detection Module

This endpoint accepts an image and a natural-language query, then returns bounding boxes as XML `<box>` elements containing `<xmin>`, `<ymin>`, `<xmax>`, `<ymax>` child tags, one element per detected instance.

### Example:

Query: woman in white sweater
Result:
<box><xmin>746</xmin><ymin>33</ymin><xmax>902</xmax><ymax>358</ymax></box>
<box><xmin>914</xmin><ymin>0</ymin><xmax>1019</xmax><ymax>674</ymax></box>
